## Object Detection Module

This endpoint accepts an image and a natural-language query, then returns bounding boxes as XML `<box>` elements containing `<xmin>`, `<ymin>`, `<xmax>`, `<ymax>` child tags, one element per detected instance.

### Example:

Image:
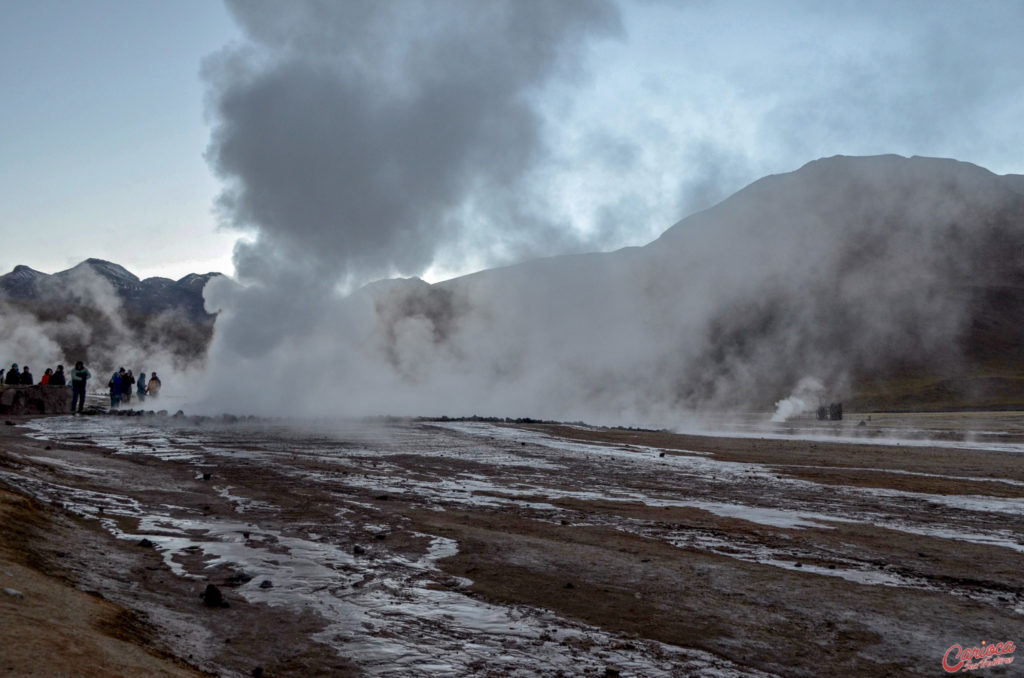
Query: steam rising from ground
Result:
<box><xmin>0</xmin><ymin>266</ymin><xmax>205</xmax><ymax>397</ymax></box>
<box><xmin>771</xmin><ymin>377</ymin><xmax>825</xmax><ymax>423</ymax></box>
<box><xmin>196</xmin><ymin>2</ymin><xmax>1024</xmax><ymax>423</ymax></box>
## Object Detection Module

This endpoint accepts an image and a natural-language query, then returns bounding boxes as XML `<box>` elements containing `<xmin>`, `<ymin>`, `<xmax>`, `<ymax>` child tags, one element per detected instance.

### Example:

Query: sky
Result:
<box><xmin>2</xmin><ymin>0</ymin><xmax>1024</xmax><ymax>283</ymax></box>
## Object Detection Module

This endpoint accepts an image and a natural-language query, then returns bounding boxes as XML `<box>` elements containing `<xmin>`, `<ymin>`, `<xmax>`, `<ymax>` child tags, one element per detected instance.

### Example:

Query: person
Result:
<box><xmin>109</xmin><ymin>368</ymin><xmax>124</xmax><ymax>408</ymax></box>
<box><xmin>19</xmin><ymin>366</ymin><xmax>33</xmax><ymax>385</ymax></box>
<box><xmin>147</xmin><ymin>371</ymin><xmax>161</xmax><ymax>398</ymax></box>
<box><xmin>5</xmin><ymin>364</ymin><xmax>19</xmax><ymax>385</ymax></box>
<box><xmin>136</xmin><ymin>370</ymin><xmax>147</xmax><ymax>403</ymax></box>
<box><xmin>121</xmin><ymin>369</ymin><xmax>134</xmax><ymax>405</ymax></box>
<box><xmin>40</xmin><ymin>368</ymin><xmax>52</xmax><ymax>385</ymax></box>
<box><xmin>50</xmin><ymin>365</ymin><xmax>66</xmax><ymax>386</ymax></box>
<box><xmin>0</xmin><ymin>369</ymin><xmax>4</xmax><ymax>386</ymax></box>
<box><xmin>71</xmin><ymin>361</ymin><xmax>90</xmax><ymax>413</ymax></box>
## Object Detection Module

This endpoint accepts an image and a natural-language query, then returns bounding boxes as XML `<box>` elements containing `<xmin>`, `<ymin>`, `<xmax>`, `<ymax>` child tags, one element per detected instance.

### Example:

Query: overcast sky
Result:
<box><xmin>2</xmin><ymin>0</ymin><xmax>1023</xmax><ymax>282</ymax></box>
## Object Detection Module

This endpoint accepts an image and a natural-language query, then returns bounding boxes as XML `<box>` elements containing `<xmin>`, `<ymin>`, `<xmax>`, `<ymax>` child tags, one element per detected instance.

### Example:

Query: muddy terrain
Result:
<box><xmin>0</xmin><ymin>411</ymin><xmax>1021</xmax><ymax>676</ymax></box>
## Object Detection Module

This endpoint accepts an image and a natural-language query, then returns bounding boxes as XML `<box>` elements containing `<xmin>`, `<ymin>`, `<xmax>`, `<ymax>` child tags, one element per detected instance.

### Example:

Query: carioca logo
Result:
<box><xmin>942</xmin><ymin>640</ymin><xmax>1016</xmax><ymax>673</ymax></box>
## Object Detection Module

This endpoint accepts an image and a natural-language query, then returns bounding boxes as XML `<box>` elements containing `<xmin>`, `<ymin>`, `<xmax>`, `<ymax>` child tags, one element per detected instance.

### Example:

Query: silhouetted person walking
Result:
<box><xmin>71</xmin><ymin>361</ymin><xmax>90</xmax><ymax>414</ymax></box>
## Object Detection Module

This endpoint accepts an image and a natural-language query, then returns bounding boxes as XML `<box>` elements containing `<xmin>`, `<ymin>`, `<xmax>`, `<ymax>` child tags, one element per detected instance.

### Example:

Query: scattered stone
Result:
<box><xmin>658</xmin><ymin>452</ymin><xmax>665</xmax><ymax>458</ymax></box>
<box><xmin>4</xmin><ymin>421</ymin><xmax>13</xmax><ymax>426</ymax></box>
<box><xmin>794</xmin><ymin>562</ymin><xmax>802</xmax><ymax>568</ymax></box>
<box><xmin>201</xmin><ymin>583</ymin><xmax>229</xmax><ymax>608</ymax></box>
<box><xmin>828</xmin><ymin>564</ymin><xmax>836</xmax><ymax>570</ymax></box>
<box><xmin>374</xmin><ymin>494</ymin><xmax>389</xmax><ymax>501</ymax></box>
<box><xmin>225</xmin><ymin>572</ymin><xmax>253</xmax><ymax>586</ymax></box>
<box><xmin>44</xmin><ymin>445</ymin><xmax>52</xmax><ymax>450</ymax></box>
<box><xmin>138</xmin><ymin>538</ymin><xmax>154</xmax><ymax>548</ymax></box>
<box><xmin>605</xmin><ymin>667</ymin><xmax>622</xmax><ymax>677</ymax></box>
<box><xmin>259</xmin><ymin>580</ymin><xmax>273</xmax><ymax>589</ymax></box>
<box><xmin>564</xmin><ymin>582</ymin><xmax>574</xmax><ymax>589</ymax></box>
<box><xmin>353</xmin><ymin>545</ymin><xmax>366</xmax><ymax>555</ymax></box>
<box><xmin>252</xmin><ymin>667</ymin><xmax>264</xmax><ymax>678</ymax></box>
<box><xmin>373</xmin><ymin>533</ymin><xmax>387</xmax><ymax>540</ymax></box>
<box><xmin>2</xmin><ymin>588</ymin><xmax>24</xmax><ymax>598</ymax></box>
<box><xmin>242</xmin><ymin>531</ymin><xmax>251</xmax><ymax>539</ymax></box>
<box><xmin>202</xmin><ymin>472</ymin><xmax>212</xmax><ymax>481</ymax></box>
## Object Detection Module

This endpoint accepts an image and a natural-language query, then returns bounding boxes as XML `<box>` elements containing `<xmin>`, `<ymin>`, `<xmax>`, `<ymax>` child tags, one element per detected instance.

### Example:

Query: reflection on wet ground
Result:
<box><xmin>9</xmin><ymin>414</ymin><xmax>1024</xmax><ymax>675</ymax></box>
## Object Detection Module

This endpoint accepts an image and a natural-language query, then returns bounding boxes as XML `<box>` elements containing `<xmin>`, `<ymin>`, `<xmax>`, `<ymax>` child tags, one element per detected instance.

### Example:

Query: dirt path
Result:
<box><xmin>0</xmin><ymin>413</ymin><xmax>1021</xmax><ymax>676</ymax></box>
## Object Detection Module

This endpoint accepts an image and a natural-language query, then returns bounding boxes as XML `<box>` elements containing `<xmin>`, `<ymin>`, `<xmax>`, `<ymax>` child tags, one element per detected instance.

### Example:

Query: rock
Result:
<box><xmin>353</xmin><ymin>545</ymin><xmax>366</xmax><ymax>555</ymax></box>
<box><xmin>0</xmin><ymin>385</ymin><xmax>72</xmax><ymax>415</ymax></box>
<box><xmin>173</xmin><ymin>410</ymin><xmax>185</xmax><ymax>418</ymax></box>
<box><xmin>4</xmin><ymin>420</ymin><xmax>13</xmax><ymax>426</ymax></box>
<box><xmin>374</xmin><ymin>494</ymin><xmax>389</xmax><ymax>501</ymax></box>
<box><xmin>225</xmin><ymin>572</ymin><xmax>253</xmax><ymax>586</ymax></box>
<box><xmin>202</xmin><ymin>473</ymin><xmax>212</xmax><ymax>481</ymax></box>
<box><xmin>605</xmin><ymin>667</ymin><xmax>622</xmax><ymax>677</ymax></box>
<box><xmin>138</xmin><ymin>538</ymin><xmax>154</xmax><ymax>548</ymax></box>
<box><xmin>252</xmin><ymin>667</ymin><xmax>264</xmax><ymax>678</ymax></box>
<box><xmin>794</xmin><ymin>562</ymin><xmax>802</xmax><ymax>568</ymax></box>
<box><xmin>201</xmin><ymin>583</ymin><xmax>228</xmax><ymax>608</ymax></box>
<box><xmin>373</xmin><ymin>533</ymin><xmax>387</xmax><ymax>540</ymax></box>
<box><xmin>2</xmin><ymin>588</ymin><xmax>24</xmax><ymax>598</ymax></box>
<box><xmin>564</xmin><ymin>582</ymin><xmax>574</xmax><ymax>589</ymax></box>
<box><xmin>259</xmin><ymin>580</ymin><xmax>273</xmax><ymax>589</ymax></box>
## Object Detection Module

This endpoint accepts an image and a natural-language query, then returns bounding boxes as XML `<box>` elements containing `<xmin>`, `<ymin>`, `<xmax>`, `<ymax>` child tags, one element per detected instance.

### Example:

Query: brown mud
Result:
<box><xmin>0</xmin><ymin>412</ymin><xmax>1021</xmax><ymax>676</ymax></box>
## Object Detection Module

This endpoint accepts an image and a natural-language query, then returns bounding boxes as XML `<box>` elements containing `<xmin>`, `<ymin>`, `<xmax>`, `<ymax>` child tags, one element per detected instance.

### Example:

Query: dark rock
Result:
<box><xmin>373</xmin><ymin>533</ymin><xmax>387</xmax><ymax>540</ymax></box>
<box><xmin>374</xmin><ymin>494</ymin><xmax>389</xmax><ymax>501</ymax></box>
<box><xmin>202</xmin><ymin>473</ymin><xmax>212</xmax><ymax>481</ymax></box>
<box><xmin>605</xmin><ymin>667</ymin><xmax>622</xmax><ymax>677</ymax></box>
<box><xmin>0</xmin><ymin>386</ymin><xmax>72</xmax><ymax>415</ymax></box>
<box><xmin>138</xmin><ymin>538</ymin><xmax>154</xmax><ymax>548</ymax></box>
<box><xmin>4</xmin><ymin>420</ymin><xmax>14</xmax><ymax>426</ymax></box>
<box><xmin>44</xmin><ymin>445</ymin><xmax>51</xmax><ymax>450</ymax></box>
<box><xmin>658</xmin><ymin>452</ymin><xmax>665</xmax><ymax>457</ymax></box>
<box><xmin>225</xmin><ymin>571</ymin><xmax>253</xmax><ymax>586</ymax></box>
<box><xmin>794</xmin><ymin>562</ymin><xmax>802</xmax><ymax>568</ymax></box>
<box><xmin>564</xmin><ymin>582</ymin><xmax>574</xmax><ymax>589</ymax></box>
<box><xmin>259</xmin><ymin>580</ymin><xmax>273</xmax><ymax>589</ymax></box>
<box><xmin>242</xmin><ymin>531</ymin><xmax>250</xmax><ymax>539</ymax></box>
<box><xmin>353</xmin><ymin>545</ymin><xmax>366</xmax><ymax>555</ymax></box>
<box><xmin>201</xmin><ymin>583</ymin><xmax>228</xmax><ymax>608</ymax></box>
<box><xmin>252</xmin><ymin>667</ymin><xmax>264</xmax><ymax>678</ymax></box>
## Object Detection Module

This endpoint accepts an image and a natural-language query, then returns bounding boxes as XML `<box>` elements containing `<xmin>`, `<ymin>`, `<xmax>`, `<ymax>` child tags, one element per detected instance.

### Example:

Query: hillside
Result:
<box><xmin>365</xmin><ymin>155</ymin><xmax>1024</xmax><ymax>415</ymax></box>
<box><xmin>0</xmin><ymin>259</ymin><xmax>220</xmax><ymax>374</ymax></box>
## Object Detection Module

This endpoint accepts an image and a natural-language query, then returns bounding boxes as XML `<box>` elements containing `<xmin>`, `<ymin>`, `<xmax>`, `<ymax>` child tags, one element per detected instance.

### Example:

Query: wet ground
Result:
<box><xmin>0</xmin><ymin>412</ymin><xmax>1021</xmax><ymax>676</ymax></box>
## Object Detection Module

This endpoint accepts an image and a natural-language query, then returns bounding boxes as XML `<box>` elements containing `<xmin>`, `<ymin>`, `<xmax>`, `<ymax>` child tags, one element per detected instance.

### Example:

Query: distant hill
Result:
<box><xmin>363</xmin><ymin>155</ymin><xmax>1024</xmax><ymax>414</ymax></box>
<box><xmin>0</xmin><ymin>258</ymin><xmax>219</xmax><ymax>322</ymax></box>
<box><xmin>0</xmin><ymin>259</ymin><xmax>221</xmax><ymax>373</ymax></box>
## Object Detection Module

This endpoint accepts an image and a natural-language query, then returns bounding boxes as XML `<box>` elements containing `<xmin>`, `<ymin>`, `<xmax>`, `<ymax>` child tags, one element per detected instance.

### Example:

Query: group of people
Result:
<box><xmin>108</xmin><ymin>367</ymin><xmax>161</xmax><ymax>408</ymax></box>
<box><xmin>3</xmin><ymin>363</ymin><xmax>67</xmax><ymax>386</ymax></box>
<box><xmin>1</xmin><ymin>360</ymin><xmax>161</xmax><ymax>414</ymax></box>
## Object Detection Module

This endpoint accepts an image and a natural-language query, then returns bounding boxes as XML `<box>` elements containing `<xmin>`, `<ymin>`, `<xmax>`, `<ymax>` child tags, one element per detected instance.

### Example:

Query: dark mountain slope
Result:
<box><xmin>373</xmin><ymin>155</ymin><xmax>1024</xmax><ymax>413</ymax></box>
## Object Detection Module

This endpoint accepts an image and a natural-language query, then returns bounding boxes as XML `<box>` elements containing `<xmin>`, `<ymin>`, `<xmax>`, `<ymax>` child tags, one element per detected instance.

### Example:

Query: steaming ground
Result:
<box><xmin>1</xmin><ymin>412</ymin><xmax>1021</xmax><ymax>676</ymax></box>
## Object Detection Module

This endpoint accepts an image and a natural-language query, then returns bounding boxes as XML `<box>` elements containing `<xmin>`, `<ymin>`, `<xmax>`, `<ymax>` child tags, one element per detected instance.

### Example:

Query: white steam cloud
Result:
<box><xmin>195</xmin><ymin>1</ymin><xmax>1024</xmax><ymax>424</ymax></box>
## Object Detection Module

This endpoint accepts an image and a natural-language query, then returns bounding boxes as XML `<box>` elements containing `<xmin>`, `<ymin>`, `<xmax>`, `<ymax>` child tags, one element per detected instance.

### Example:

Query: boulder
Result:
<box><xmin>0</xmin><ymin>385</ymin><xmax>72</xmax><ymax>415</ymax></box>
